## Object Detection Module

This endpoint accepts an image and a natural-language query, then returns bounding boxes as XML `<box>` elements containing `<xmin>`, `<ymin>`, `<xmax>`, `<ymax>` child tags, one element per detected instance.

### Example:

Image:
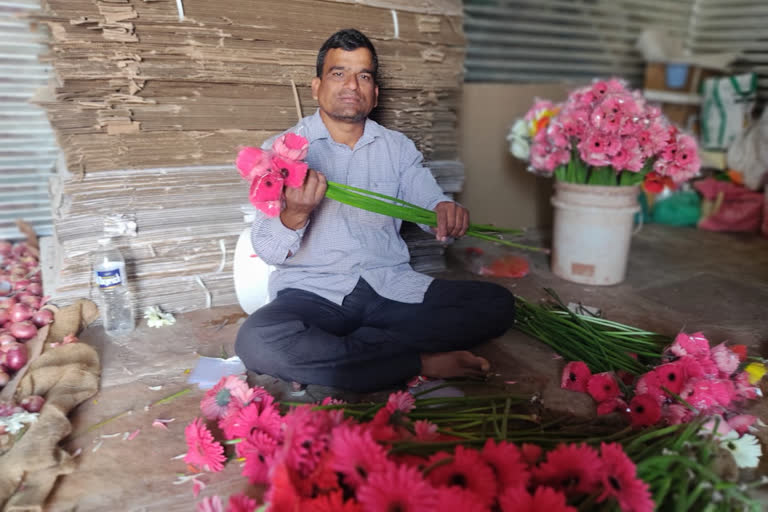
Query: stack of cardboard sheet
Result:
<box><xmin>35</xmin><ymin>0</ymin><xmax>464</xmax><ymax>312</ymax></box>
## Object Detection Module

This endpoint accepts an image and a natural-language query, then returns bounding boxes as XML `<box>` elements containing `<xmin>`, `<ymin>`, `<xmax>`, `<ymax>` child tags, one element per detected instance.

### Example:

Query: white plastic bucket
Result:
<box><xmin>550</xmin><ymin>182</ymin><xmax>640</xmax><ymax>286</ymax></box>
<box><xmin>233</xmin><ymin>227</ymin><xmax>274</xmax><ymax>314</ymax></box>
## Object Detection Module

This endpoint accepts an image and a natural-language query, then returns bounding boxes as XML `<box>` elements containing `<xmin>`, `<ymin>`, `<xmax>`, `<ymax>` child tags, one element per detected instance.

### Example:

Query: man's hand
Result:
<box><xmin>434</xmin><ymin>201</ymin><xmax>469</xmax><ymax>241</ymax></box>
<box><xmin>280</xmin><ymin>169</ymin><xmax>327</xmax><ymax>230</ymax></box>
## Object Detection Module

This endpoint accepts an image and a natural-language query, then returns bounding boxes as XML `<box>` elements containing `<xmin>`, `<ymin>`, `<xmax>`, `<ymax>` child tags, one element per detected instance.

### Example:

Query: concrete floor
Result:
<box><xmin>45</xmin><ymin>225</ymin><xmax>768</xmax><ymax>511</ymax></box>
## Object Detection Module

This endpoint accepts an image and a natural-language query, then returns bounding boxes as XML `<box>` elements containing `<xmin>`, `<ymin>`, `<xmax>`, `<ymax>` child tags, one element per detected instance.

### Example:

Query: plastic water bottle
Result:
<box><xmin>92</xmin><ymin>238</ymin><xmax>135</xmax><ymax>335</ymax></box>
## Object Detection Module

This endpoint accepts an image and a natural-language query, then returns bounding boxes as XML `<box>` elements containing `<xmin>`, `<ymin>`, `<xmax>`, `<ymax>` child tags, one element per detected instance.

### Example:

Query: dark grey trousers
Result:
<box><xmin>235</xmin><ymin>278</ymin><xmax>515</xmax><ymax>392</ymax></box>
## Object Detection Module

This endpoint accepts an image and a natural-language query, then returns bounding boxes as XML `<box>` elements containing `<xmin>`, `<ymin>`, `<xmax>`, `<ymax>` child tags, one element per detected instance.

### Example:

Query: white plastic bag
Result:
<box><xmin>700</xmin><ymin>73</ymin><xmax>757</xmax><ymax>150</ymax></box>
<box><xmin>726</xmin><ymin>108</ymin><xmax>768</xmax><ymax>190</ymax></box>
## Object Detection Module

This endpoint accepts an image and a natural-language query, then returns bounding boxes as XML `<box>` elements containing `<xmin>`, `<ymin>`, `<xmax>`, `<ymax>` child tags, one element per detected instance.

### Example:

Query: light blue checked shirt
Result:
<box><xmin>250</xmin><ymin>109</ymin><xmax>452</xmax><ymax>305</ymax></box>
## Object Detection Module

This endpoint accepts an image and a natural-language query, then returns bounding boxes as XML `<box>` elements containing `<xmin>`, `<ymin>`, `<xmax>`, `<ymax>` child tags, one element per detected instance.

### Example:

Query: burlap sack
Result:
<box><xmin>0</xmin><ymin>299</ymin><xmax>100</xmax><ymax>512</ymax></box>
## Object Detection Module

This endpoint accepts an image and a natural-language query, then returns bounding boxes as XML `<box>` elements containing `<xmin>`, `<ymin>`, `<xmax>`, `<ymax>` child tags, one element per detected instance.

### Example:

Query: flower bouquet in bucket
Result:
<box><xmin>236</xmin><ymin>134</ymin><xmax>547</xmax><ymax>253</ymax></box>
<box><xmin>507</xmin><ymin>79</ymin><xmax>702</xmax><ymax>285</ymax></box>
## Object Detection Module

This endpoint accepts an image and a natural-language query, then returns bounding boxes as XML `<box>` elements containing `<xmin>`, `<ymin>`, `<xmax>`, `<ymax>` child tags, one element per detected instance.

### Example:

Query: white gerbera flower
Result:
<box><xmin>507</xmin><ymin>119</ymin><xmax>531</xmax><ymax>159</ymax></box>
<box><xmin>143</xmin><ymin>306</ymin><xmax>176</xmax><ymax>328</ymax></box>
<box><xmin>720</xmin><ymin>431</ymin><xmax>762</xmax><ymax>468</ymax></box>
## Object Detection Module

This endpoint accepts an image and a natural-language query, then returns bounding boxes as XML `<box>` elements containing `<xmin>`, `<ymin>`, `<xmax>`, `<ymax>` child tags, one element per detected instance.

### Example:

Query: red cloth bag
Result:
<box><xmin>694</xmin><ymin>178</ymin><xmax>764</xmax><ymax>232</ymax></box>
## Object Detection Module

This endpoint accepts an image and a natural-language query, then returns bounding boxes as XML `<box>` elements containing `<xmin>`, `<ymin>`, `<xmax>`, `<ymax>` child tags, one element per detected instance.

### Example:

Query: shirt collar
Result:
<box><xmin>305</xmin><ymin>109</ymin><xmax>382</xmax><ymax>148</ymax></box>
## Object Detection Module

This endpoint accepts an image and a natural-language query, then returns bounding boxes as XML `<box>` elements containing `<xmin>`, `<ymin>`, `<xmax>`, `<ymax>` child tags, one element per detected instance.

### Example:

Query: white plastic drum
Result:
<box><xmin>233</xmin><ymin>227</ymin><xmax>274</xmax><ymax>314</ymax></box>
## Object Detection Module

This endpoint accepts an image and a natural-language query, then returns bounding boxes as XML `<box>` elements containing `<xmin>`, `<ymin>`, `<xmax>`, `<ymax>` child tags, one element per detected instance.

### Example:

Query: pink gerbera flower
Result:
<box><xmin>587</xmin><ymin>373</ymin><xmax>620</xmax><ymax>402</ymax></box>
<box><xmin>270</xmin><ymin>154</ymin><xmax>308</xmax><ymax>189</ymax></box>
<box><xmin>499</xmin><ymin>485</ymin><xmax>577</xmax><ymax>512</ymax></box>
<box><xmin>281</xmin><ymin>406</ymin><xmax>335</xmax><ymax>478</ymax></box>
<box><xmin>733</xmin><ymin>371</ymin><xmax>759</xmax><ymax>400</ymax></box>
<box><xmin>669</xmin><ymin>332</ymin><xmax>710</xmax><ymax>358</ymax></box>
<box><xmin>225</xmin><ymin>401</ymin><xmax>283</xmax><ymax>454</ymax></box>
<box><xmin>481</xmin><ymin>439</ymin><xmax>531</xmax><ymax>492</ymax></box>
<box><xmin>634</xmin><ymin>372</ymin><xmax>665</xmax><ymax>404</ymax></box>
<box><xmin>227</xmin><ymin>493</ymin><xmax>259</xmax><ymax>512</ymax></box>
<box><xmin>250</xmin><ymin>172</ymin><xmax>284</xmax><ymax>202</ymax></box>
<box><xmin>413</xmin><ymin>420</ymin><xmax>439</xmax><ymax>441</ymax></box>
<box><xmin>680</xmin><ymin>379</ymin><xmax>719</xmax><ymax>411</ymax></box>
<box><xmin>331</xmin><ymin>423</ymin><xmax>390</xmax><ymax>489</ymax></box>
<box><xmin>196</xmin><ymin>496</ymin><xmax>224</xmax><ymax>512</ymax></box>
<box><xmin>598</xmin><ymin>443</ymin><xmax>654</xmax><ymax>512</ymax></box>
<box><xmin>433</xmin><ymin>486</ymin><xmax>491</xmax><ymax>512</ymax></box>
<box><xmin>367</xmin><ymin>408</ymin><xmax>399</xmax><ymax>442</ymax></box>
<box><xmin>629</xmin><ymin>394</ymin><xmax>662</xmax><ymax>427</ymax></box>
<box><xmin>272</xmin><ymin>132</ymin><xmax>309</xmax><ymax>161</ymax></box>
<box><xmin>357</xmin><ymin>463</ymin><xmax>438</xmax><ymax>512</ymax></box>
<box><xmin>200</xmin><ymin>375</ymin><xmax>254</xmax><ymax>421</ymax></box>
<box><xmin>711</xmin><ymin>343</ymin><xmax>741</xmax><ymax>377</ymax></box>
<box><xmin>235</xmin><ymin>146</ymin><xmax>271</xmax><ymax>180</ymax></box>
<box><xmin>561</xmin><ymin>361</ymin><xmax>591</xmax><ymax>392</ymax></box>
<box><xmin>184</xmin><ymin>418</ymin><xmax>226</xmax><ymax>472</ymax></box>
<box><xmin>677</xmin><ymin>355</ymin><xmax>705</xmax><ymax>380</ymax></box>
<box><xmin>662</xmin><ymin>403</ymin><xmax>693</xmax><ymax>425</ymax></box>
<box><xmin>239</xmin><ymin>431</ymin><xmax>278</xmax><ymax>484</ymax></box>
<box><xmin>426</xmin><ymin>446</ymin><xmax>497</xmax><ymax>507</ymax></box>
<box><xmin>653</xmin><ymin>361</ymin><xmax>686</xmax><ymax>394</ymax></box>
<box><xmin>727</xmin><ymin>414</ymin><xmax>757</xmax><ymax>435</ymax></box>
<box><xmin>386</xmin><ymin>390</ymin><xmax>416</xmax><ymax>414</ymax></box>
<box><xmin>532</xmin><ymin>443</ymin><xmax>602</xmax><ymax>495</ymax></box>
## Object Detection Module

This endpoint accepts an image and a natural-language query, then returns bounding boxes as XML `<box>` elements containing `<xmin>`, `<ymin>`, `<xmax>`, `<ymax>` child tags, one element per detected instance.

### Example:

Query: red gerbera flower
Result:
<box><xmin>561</xmin><ymin>361</ymin><xmax>591</xmax><ymax>392</ymax></box>
<box><xmin>386</xmin><ymin>390</ymin><xmax>416</xmax><ymax>414</ymax></box>
<box><xmin>264</xmin><ymin>461</ymin><xmax>300</xmax><ymax>512</ymax></box>
<box><xmin>357</xmin><ymin>463</ymin><xmax>437</xmax><ymax>512</ymax></box>
<box><xmin>532</xmin><ymin>443</ymin><xmax>601</xmax><ymax>495</ymax></box>
<box><xmin>270</xmin><ymin>154</ymin><xmax>308</xmax><ymax>189</ymax></box>
<box><xmin>184</xmin><ymin>418</ymin><xmax>226</xmax><ymax>472</ymax></box>
<box><xmin>426</xmin><ymin>446</ymin><xmax>497</xmax><ymax>507</ymax></box>
<box><xmin>480</xmin><ymin>439</ymin><xmax>530</xmax><ymax>492</ymax></box>
<box><xmin>653</xmin><ymin>361</ymin><xmax>686</xmax><ymax>394</ymax></box>
<box><xmin>596</xmin><ymin>397</ymin><xmax>629</xmax><ymax>416</ymax></box>
<box><xmin>499</xmin><ymin>485</ymin><xmax>577</xmax><ymax>512</ymax></box>
<box><xmin>434</xmin><ymin>486</ymin><xmax>491</xmax><ymax>512</ymax></box>
<box><xmin>302</xmin><ymin>491</ymin><xmax>362</xmax><ymax>512</ymax></box>
<box><xmin>520</xmin><ymin>443</ymin><xmax>543</xmax><ymax>467</ymax></box>
<box><xmin>367</xmin><ymin>408</ymin><xmax>399</xmax><ymax>442</ymax></box>
<box><xmin>598</xmin><ymin>443</ymin><xmax>654</xmax><ymax>512</ymax></box>
<box><xmin>281</xmin><ymin>406</ymin><xmax>336</xmax><ymax>478</ymax></box>
<box><xmin>587</xmin><ymin>372</ymin><xmax>620</xmax><ymax>402</ymax></box>
<box><xmin>730</xmin><ymin>344</ymin><xmax>748</xmax><ymax>362</ymax></box>
<box><xmin>629</xmin><ymin>394</ymin><xmax>662</xmax><ymax>427</ymax></box>
<box><xmin>227</xmin><ymin>493</ymin><xmax>259</xmax><ymax>512</ymax></box>
<box><xmin>330</xmin><ymin>423</ymin><xmax>391</xmax><ymax>489</ymax></box>
<box><xmin>634</xmin><ymin>372</ymin><xmax>665</xmax><ymax>404</ymax></box>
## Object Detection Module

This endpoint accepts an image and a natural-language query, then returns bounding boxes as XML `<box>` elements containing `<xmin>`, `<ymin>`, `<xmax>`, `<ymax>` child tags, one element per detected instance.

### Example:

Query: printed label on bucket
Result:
<box><xmin>96</xmin><ymin>268</ymin><xmax>122</xmax><ymax>288</ymax></box>
<box><xmin>571</xmin><ymin>263</ymin><xmax>595</xmax><ymax>277</ymax></box>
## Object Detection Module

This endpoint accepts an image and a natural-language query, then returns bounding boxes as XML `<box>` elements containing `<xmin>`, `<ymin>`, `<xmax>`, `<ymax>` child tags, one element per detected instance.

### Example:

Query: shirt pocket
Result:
<box><xmin>358</xmin><ymin>179</ymin><xmax>400</xmax><ymax>226</ymax></box>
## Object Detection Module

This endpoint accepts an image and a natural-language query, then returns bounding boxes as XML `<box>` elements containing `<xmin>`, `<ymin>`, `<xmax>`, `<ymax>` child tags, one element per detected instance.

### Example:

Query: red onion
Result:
<box><xmin>0</xmin><ymin>297</ymin><xmax>16</xmax><ymax>309</ymax></box>
<box><xmin>26</xmin><ymin>282</ymin><xmax>42</xmax><ymax>296</ymax></box>
<box><xmin>20</xmin><ymin>395</ymin><xmax>44</xmax><ymax>413</ymax></box>
<box><xmin>9</xmin><ymin>321</ymin><xmax>37</xmax><ymax>341</ymax></box>
<box><xmin>9</xmin><ymin>264</ymin><xmax>26</xmax><ymax>276</ymax></box>
<box><xmin>32</xmin><ymin>309</ymin><xmax>54</xmax><ymax>327</ymax></box>
<box><xmin>0</xmin><ymin>369</ymin><xmax>8</xmax><ymax>387</ymax></box>
<box><xmin>29</xmin><ymin>274</ymin><xmax>41</xmax><ymax>284</ymax></box>
<box><xmin>0</xmin><ymin>241</ymin><xmax>11</xmax><ymax>256</ymax></box>
<box><xmin>12</xmin><ymin>279</ymin><xmax>30</xmax><ymax>291</ymax></box>
<box><xmin>11</xmin><ymin>243</ymin><xmax>27</xmax><ymax>257</ymax></box>
<box><xmin>9</xmin><ymin>303</ymin><xmax>33</xmax><ymax>323</ymax></box>
<box><xmin>0</xmin><ymin>309</ymin><xmax>9</xmax><ymax>325</ymax></box>
<box><xmin>5</xmin><ymin>342</ymin><xmax>28</xmax><ymax>371</ymax></box>
<box><xmin>18</xmin><ymin>294</ymin><xmax>40</xmax><ymax>310</ymax></box>
<box><xmin>0</xmin><ymin>401</ymin><xmax>17</xmax><ymax>417</ymax></box>
<box><xmin>0</xmin><ymin>334</ymin><xmax>15</xmax><ymax>346</ymax></box>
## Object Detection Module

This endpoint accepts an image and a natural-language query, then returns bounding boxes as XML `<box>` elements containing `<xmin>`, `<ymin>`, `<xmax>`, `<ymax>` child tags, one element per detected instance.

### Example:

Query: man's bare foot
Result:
<box><xmin>420</xmin><ymin>350</ymin><xmax>491</xmax><ymax>379</ymax></box>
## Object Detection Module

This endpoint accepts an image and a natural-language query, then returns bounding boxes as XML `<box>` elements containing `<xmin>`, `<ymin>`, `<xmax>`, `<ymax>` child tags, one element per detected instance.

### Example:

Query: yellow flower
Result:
<box><xmin>745</xmin><ymin>362</ymin><xmax>766</xmax><ymax>385</ymax></box>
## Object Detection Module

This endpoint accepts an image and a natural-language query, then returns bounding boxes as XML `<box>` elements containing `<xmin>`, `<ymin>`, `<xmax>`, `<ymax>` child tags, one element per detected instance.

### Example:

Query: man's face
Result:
<box><xmin>312</xmin><ymin>47</ymin><xmax>379</xmax><ymax>123</ymax></box>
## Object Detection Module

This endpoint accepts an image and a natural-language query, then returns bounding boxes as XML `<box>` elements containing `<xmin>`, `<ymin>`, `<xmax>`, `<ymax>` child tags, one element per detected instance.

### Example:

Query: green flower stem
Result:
<box><xmin>324</xmin><ymin>182</ymin><xmax>549</xmax><ymax>253</ymax></box>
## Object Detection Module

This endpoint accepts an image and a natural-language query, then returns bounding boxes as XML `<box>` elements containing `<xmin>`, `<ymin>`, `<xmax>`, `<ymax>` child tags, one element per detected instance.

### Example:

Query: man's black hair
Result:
<box><xmin>316</xmin><ymin>29</ymin><xmax>378</xmax><ymax>81</ymax></box>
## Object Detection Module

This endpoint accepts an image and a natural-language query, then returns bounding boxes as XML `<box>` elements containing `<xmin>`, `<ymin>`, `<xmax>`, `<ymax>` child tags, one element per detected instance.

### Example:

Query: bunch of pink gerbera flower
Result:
<box><xmin>561</xmin><ymin>332</ymin><xmax>760</xmax><ymax>430</ymax></box>
<box><xmin>513</xmin><ymin>79</ymin><xmax>700</xmax><ymax>186</ymax></box>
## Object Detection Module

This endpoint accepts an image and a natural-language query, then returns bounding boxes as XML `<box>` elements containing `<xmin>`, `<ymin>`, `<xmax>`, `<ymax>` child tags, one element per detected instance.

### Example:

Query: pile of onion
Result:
<box><xmin>0</xmin><ymin>240</ymin><xmax>51</xmax><ymax>388</ymax></box>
